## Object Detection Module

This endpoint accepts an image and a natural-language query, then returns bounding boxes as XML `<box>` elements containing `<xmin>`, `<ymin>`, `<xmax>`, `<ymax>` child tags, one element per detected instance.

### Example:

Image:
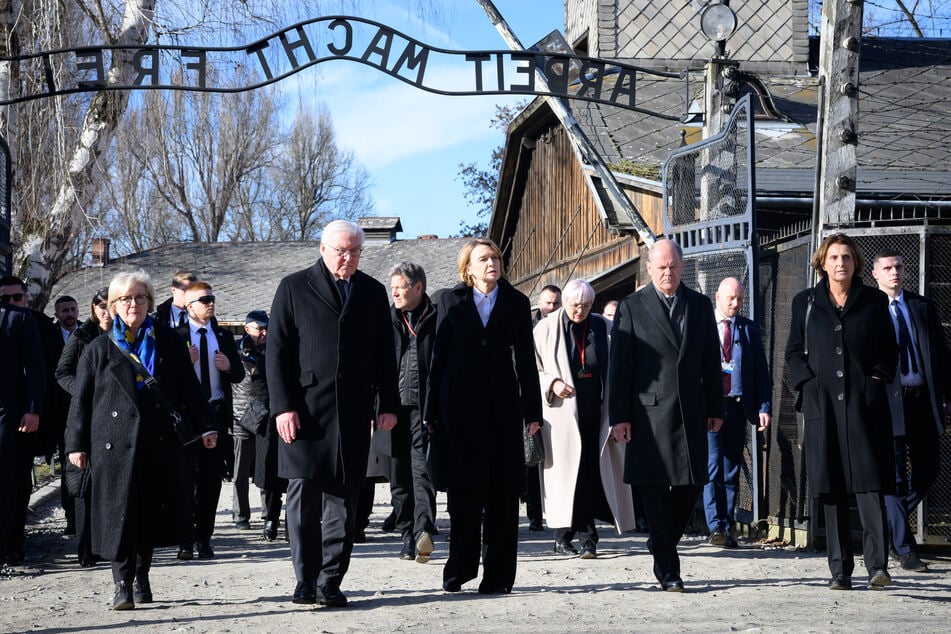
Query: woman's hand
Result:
<box><xmin>69</xmin><ymin>452</ymin><xmax>87</xmax><ymax>469</ymax></box>
<box><xmin>551</xmin><ymin>379</ymin><xmax>575</xmax><ymax>399</ymax></box>
<box><xmin>526</xmin><ymin>421</ymin><xmax>541</xmax><ymax>437</ymax></box>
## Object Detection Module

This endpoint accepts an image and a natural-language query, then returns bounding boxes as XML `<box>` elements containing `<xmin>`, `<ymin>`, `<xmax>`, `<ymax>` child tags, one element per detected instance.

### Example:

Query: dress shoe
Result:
<box><xmin>416</xmin><ymin>532</ymin><xmax>434</xmax><ymax>564</ymax></box>
<box><xmin>579</xmin><ymin>544</ymin><xmax>597</xmax><ymax>560</ymax></box>
<box><xmin>478</xmin><ymin>584</ymin><xmax>511</xmax><ymax>595</ymax></box>
<box><xmin>318</xmin><ymin>584</ymin><xmax>348</xmax><ymax>607</ymax></box>
<box><xmin>196</xmin><ymin>541</ymin><xmax>215</xmax><ymax>559</ymax></box>
<box><xmin>661</xmin><ymin>578</ymin><xmax>685</xmax><ymax>592</ymax></box>
<box><xmin>528</xmin><ymin>519</ymin><xmax>544</xmax><ymax>532</ymax></box>
<box><xmin>723</xmin><ymin>534</ymin><xmax>739</xmax><ymax>549</ymax></box>
<box><xmin>708</xmin><ymin>530</ymin><xmax>727</xmax><ymax>546</ymax></box>
<box><xmin>113</xmin><ymin>581</ymin><xmax>135</xmax><ymax>610</ymax></box>
<box><xmin>177</xmin><ymin>544</ymin><xmax>194</xmax><ymax>561</ymax></box>
<box><xmin>899</xmin><ymin>551</ymin><xmax>929</xmax><ymax>572</ymax></box>
<box><xmin>263</xmin><ymin>521</ymin><xmax>278</xmax><ymax>542</ymax></box>
<box><xmin>442</xmin><ymin>580</ymin><xmax>462</xmax><ymax>593</ymax></box>
<box><xmin>381</xmin><ymin>513</ymin><xmax>397</xmax><ymax>532</ymax></box>
<box><xmin>399</xmin><ymin>539</ymin><xmax>416</xmax><ymax>560</ymax></box>
<box><xmin>234</xmin><ymin>519</ymin><xmax>251</xmax><ymax>530</ymax></box>
<box><xmin>829</xmin><ymin>574</ymin><xmax>852</xmax><ymax>590</ymax></box>
<box><xmin>79</xmin><ymin>557</ymin><xmax>98</xmax><ymax>568</ymax></box>
<box><xmin>868</xmin><ymin>569</ymin><xmax>892</xmax><ymax>590</ymax></box>
<box><xmin>292</xmin><ymin>580</ymin><xmax>316</xmax><ymax>604</ymax></box>
<box><xmin>553</xmin><ymin>540</ymin><xmax>578</xmax><ymax>556</ymax></box>
<box><xmin>133</xmin><ymin>576</ymin><xmax>153</xmax><ymax>603</ymax></box>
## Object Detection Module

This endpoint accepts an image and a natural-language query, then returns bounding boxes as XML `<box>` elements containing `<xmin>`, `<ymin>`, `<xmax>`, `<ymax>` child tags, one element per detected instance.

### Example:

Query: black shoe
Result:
<box><xmin>708</xmin><ymin>530</ymin><xmax>727</xmax><ymax>546</ymax></box>
<box><xmin>399</xmin><ymin>539</ymin><xmax>415</xmax><ymax>561</ymax></box>
<box><xmin>415</xmin><ymin>532</ymin><xmax>434</xmax><ymax>564</ymax></box>
<box><xmin>554</xmin><ymin>541</ymin><xmax>578</xmax><ymax>556</ymax></box>
<box><xmin>723</xmin><ymin>534</ymin><xmax>739</xmax><ymax>549</ymax></box>
<box><xmin>177</xmin><ymin>544</ymin><xmax>194</xmax><ymax>561</ymax></box>
<box><xmin>133</xmin><ymin>576</ymin><xmax>153</xmax><ymax>603</ymax></box>
<box><xmin>196</xmin><ymin>541</ymin><xmax>215</xmax><ymax>559</ymax></box>
<box><xmin>235</xmin><ymin>519</ymin><xmax>251</xmax><ymax>530</ymax></box>
<box><xmin>868</xmin><ymin>569</ymin><xmax>892</xmax><ymax>590</ymax></box>
<box><xmin>579</xmin><ymin>544</ymin><xmax>597</xmax><ymax>559</ymax></box>
<box><xmin>263</xmin><ymin>521</ymin><xmax>278</xmax><ymax>542</ymax></box>
<box><xmin>899</xmin><ymin>552</ymin><xmax>929</xmax><ymax>572</ymax></box>
<box><xmin>318</xmin><ymin>584</ymin><xmax>348</xmax><ymax>607</ymax></box>
<box><xmin>528</xmin><ymin>519</ymin><xmax>544</xmax><ymax>532</ymax></box>
<box><xmin>381</xmin><ymin>513</ymin><xmax>397</xmax><ymax>532</ymax></box>
<box><xmin>113</xmin><ymin>581</ymin><xmax>135</xmax><ymax>610</ymax></box>
<box><xmin>478</xmin><ymin>584</ymin><xmax>511</xmax><ymax>594</ymax></box>
<box><xmin>442</xmin><ymin>580</ymin><xmax>462</xmax><ymax>593</ymax></box>
<box><xmin>292</xmin><ymin>580</ymin><xmax>316</xmax><ymax>604</ymax></box>
<box><xmin>829</xmin><ymin>574</ymin><xmax>852</xmax><ymax>590</ymax></box>
<box><xmin>661</xmin><ymin>578</ymin><xmax>685</xmax><ymax>592</ymax></box>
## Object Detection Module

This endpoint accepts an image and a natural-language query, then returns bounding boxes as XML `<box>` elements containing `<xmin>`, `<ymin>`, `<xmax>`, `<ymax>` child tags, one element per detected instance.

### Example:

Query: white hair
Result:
<box><xmin>322</xmin><ymin>219</ymin><xmax>365</xmax><ymax>245</ymax></box>
<box><xmin>562</xmin><ymin>279</ymin><xmax>595</xmax><ymax>303</ymax></box>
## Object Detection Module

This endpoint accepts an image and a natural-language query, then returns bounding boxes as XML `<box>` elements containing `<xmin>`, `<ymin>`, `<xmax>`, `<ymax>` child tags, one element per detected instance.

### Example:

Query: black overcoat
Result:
<box><xmin>608</xmin><ymin>282</ymin><xmax>724</xmax><ymax>487</ymax></box>
<box><xmin>785</xmin><ymin>278</ymin><xmax>898</xmax><ymax>496</ymax></box>
<box><xmin>64</xmin><ymin>324</ymin><xmax>213</xmax><ymax>559</ymax></box>
<box><xmin>424</xmin><ymin>280</ymin><xmax>543</xmax><ymax>494</ymax></box>
<box><xmin>267</xmin><ymin>260</ymin><xmax>399</xmax><ymax>485</ymax></box>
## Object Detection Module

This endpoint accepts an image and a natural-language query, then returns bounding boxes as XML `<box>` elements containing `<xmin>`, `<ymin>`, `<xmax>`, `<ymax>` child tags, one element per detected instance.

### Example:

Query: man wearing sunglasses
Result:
<box><xmin>175</xmin><ymin>281</ymin><xmax>244</xmax><ymax>561</ymax></box>
<box><xmin>0</xmin><ymin>275</ymin><xmax>46</xmax><ymax>565</ymax></box>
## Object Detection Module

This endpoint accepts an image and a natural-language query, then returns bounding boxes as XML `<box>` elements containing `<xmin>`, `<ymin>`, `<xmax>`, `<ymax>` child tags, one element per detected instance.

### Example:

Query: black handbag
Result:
<box><xmin>110</xmin><ymin>338</ymin><xmax>201</xmax><ymax>446</ymax></box>
<box><xmin>237</xmin><ymin>399</ymin><xmax>270</xmax><ymax>436</ymax></box>
<box><xmin>523</xmin><ymin>425</ymin><xmax>545</xmax><ymax>467</ymax></box>
<box><xmin>64</xmin><ymin>461</ymin><xmax>91</xmax><ymax>498</ymax></box>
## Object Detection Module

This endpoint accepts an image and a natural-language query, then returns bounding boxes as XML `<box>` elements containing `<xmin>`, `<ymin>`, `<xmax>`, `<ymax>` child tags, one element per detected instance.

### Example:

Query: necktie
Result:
<box><xmin>198</xmin><ymin>327</ymin><xmax>211</xmax><ymax>400</ymax></box>
<box><xmin>721</xmin><ymin>319</ymin><xmax>732</xmax><ymax>395</ymax></box>
<box><xmin>892</xmin><ymin>300</ymin><xmax>919</xmax><ymax>375</ymax></box>
<box><xmin>178</xmin><ymin>309</ymin><xmax>187</xmax><ymax>328</ymax></box>
<box><xmin>337</xmin><ymin>279</ymin><xmax>349</xmax><ymax>304</ymax></box>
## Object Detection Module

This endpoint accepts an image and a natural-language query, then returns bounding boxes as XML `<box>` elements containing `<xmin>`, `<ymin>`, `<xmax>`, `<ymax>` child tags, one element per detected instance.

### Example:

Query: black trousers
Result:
<box><xmin>444</xmin><ymin>484</ymin><xmax>520</xmax><ymax>592</ymax></box>
<box><xmin>390</xmin><ymin>406</ymin><xmax>436</xmax><ymax>541</ymax></box>
<box><xmin>262</xmin><ymin>489</ymin><xmax>284</xmax><ymax>523</ymax></box>
<box><xmin>191</xmin><ymin>403</ymin><xmax>229</xmax><ymax>543</ymax></box>
<box><xmin>286</xmin><ymin>477</ymin><xmax>361</xmax><ymax>589</ymax></box>
<box><xmin>112</xmin><ymin>459</ymin><xmax>153</xmax><ymax>584</ymax></box>
<box><xmin>822</xmin><ymin>490</ymin><xmax>887</xmax><ymax>577</ymax></box>
<box><xmin>638</xmin><ymin>485</ymin><xmax>702</xmax><ymax>584</ymax></box>
<box><xmin>0</xmin><ymin>420</ymin><xmax>36</xmax><ymax>551</ymax></box>
<box><xmin>884</xmin><ymin>387</ymin><xmax>940</xmax><ymax>555</ymax></box>
<box><xmin>524</xmin><ymin>464</ymin><xmax>543</xmax><ymax>524</ymax></box>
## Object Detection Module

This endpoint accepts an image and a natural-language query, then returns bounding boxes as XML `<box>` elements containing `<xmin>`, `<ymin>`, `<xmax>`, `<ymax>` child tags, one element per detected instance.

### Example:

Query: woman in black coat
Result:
<box><xmin>65</xmin><ymin>271</ymin><xmax>216</xmax><ymax>610</ymax></box>
<box><xmin>425</xmin><ymin>238</ymin><xmax>543</xmax><ymax>595</ymax></box>
<box><xmin>785</xmin><ymin>233</ymin><xmax>898</xmax><ymax>591</ymax></box>
<box><xmin>56</xmin><ymin>287</ymin><xmax>111</xmax><ymax>567</ymax></box>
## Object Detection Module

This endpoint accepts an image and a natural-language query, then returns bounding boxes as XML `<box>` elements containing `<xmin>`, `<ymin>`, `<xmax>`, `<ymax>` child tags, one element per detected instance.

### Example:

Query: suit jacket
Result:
<box><xmin>64</xmin><ymin>323</ymin><xmax>214</xmax><ymax>558</ymax></box>
<box><xmin>785</xmin><ymin>278</ymin><xmax>898</xmax><ymax>495</ymax></box>
<box><xmin>267</xmin><ymin>260</ymin><xmax>399</xmax><ymax>485</ymax></box>
<box><xmin>0</xmin><ymin>304</ymin><xmax>45</xmax><ymax>420</ymax></box>
<box><xmin>608</xmin><ymin>282</ymin><xmax>724</xmax><ymax>487</ymax></box>
<box><xmin>175</xmin><ymin>317</ymin><xmax>245</xmax><ymax>427</ymax></box>
<box><xmin>731</xmin><ymin>314</ymin><xmax>773</xmax><ymax>424</ymax></box>
<box><xmin>424</xmin><ymin>280</ymin><xmax>543</xmax><ymax>494</ymax></box>
<box><xmin>885</xmin><ymin>290</ymin><xmax>950</xmax><ymax>436</ymax></box>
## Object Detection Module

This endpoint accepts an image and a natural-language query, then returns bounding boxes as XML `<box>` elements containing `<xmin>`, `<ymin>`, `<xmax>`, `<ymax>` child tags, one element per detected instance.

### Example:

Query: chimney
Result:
<box><xmin>90</xmin><ymin>237</ymin><xmax>110</xmax><ymax>267</ymax></box>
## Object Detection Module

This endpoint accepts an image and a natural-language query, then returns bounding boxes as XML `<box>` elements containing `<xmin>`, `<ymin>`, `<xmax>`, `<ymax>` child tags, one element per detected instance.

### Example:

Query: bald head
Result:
<box><xmin>715</xmin><ymin>277</ymin><xmax>744</xmax><ymax>318</ymax></box>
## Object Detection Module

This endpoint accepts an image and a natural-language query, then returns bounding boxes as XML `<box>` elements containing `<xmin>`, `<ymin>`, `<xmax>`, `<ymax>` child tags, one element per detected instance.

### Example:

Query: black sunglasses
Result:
<box><xmin>189</xmin><ymin>295</ymin><xmax>216</xmax><ymax>306</ymax></box>
<box><xmin>1</xmin><ymin>292</ymin><xmax>25</xmax><ymax>303</ymax></box>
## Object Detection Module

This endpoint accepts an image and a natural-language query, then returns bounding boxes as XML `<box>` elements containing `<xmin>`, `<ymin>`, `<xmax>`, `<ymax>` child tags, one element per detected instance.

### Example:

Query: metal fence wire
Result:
<box><xmin>0</xmin><ymin>136</ymin><xmax>11</xmax><ymax>277</ymax></box>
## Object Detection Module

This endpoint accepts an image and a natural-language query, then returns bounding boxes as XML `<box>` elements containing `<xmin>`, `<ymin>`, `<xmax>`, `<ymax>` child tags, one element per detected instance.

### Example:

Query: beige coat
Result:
<box><xmin>533</xmin><ymin>309</ymin><xmax>635</xmax><ymax>533</ymax></box>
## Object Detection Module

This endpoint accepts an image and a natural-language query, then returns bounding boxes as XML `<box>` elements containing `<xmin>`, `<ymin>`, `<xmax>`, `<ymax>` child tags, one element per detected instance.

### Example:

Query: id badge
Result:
<box><xmin>721</xmin><ymin>361</ymin><xmax>735</xmax><ymax>374</ymax></box>
<box><xmin>577</xmin><ymin>366</ymin><xmax>593</xmax><ymax>379</ymax></box>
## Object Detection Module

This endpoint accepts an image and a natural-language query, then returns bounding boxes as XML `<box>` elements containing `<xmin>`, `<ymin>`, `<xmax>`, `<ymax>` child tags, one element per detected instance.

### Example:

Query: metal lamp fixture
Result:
<box><xmin>699</xmin><ymin>3</ymin><xmax>738</xmax><ymax>43</ymax></box>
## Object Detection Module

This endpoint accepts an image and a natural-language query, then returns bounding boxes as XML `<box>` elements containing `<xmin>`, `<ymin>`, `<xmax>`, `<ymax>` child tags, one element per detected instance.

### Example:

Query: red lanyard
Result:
<box><xmin>401</xmin><ymin>311</ymin><xmax>417</xmax><ymax>338</ymax></box>
<box><xmin>571</xmin><ymin>320</ymin><xmax>588</xmax><ymax>367</ymax></box>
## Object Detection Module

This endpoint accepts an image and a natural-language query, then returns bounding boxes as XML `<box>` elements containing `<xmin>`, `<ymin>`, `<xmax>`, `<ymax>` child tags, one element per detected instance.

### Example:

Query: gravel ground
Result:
<box><xmin>1</xmin><ymin>481</ymin><xmax>949</xmax><ymax>633</ymax></box>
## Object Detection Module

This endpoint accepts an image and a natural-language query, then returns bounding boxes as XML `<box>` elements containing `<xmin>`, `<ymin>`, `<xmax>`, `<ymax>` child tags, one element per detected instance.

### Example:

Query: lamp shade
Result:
<box><xmin>700</xmin><ymin>4</ymin><xmax>738</xmax><ymax>42</ymax></box>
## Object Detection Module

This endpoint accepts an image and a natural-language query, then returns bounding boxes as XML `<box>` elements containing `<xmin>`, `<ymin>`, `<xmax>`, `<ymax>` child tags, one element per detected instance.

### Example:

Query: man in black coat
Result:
<box><xmin>268</xmin><ymin>220</ymin><xmax>399</xmax><ymax>608</ymax></box>
<box><xmin>0</xmin><ymin>279</ymin><xmax>45</xmax><ymax>565</ymax></box>
<box><xmin>175</xmin><ymin>281</ymin><xmax>245</xmax><ymax>560</ymax></box>
<box><xmin>704</xmin><ymin>277</ymin><xmax>772</xmax><ymax>548</ymax></box>
<box><xmin>608</xmin><ymin>239</ymin><xmax>724</xmax><ymax>592</ymax></box>
<box><xmin>154</xmin><ymin>270</ymin><xmax>198</xmax><ymax>328</ymax></box>
<box><xmin>872</xmin><ymin>249</ymin><xmax>951</xmax><ymax>573</ymax></box>
<box><xmin>384</xmin><ymin>262</ymin><xmax>438</xmax><ymax>562</ymax></box>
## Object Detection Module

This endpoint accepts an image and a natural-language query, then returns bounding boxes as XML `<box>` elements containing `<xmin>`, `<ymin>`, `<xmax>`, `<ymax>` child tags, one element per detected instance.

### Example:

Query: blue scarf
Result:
<box><xmin>113</xmin><ymin>315</ymin><xmax>157</xmax><ymax>389</ymax></box>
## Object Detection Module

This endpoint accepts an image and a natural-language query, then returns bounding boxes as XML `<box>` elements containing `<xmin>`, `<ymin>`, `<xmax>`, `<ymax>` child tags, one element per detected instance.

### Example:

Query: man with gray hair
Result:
<box><xmin>268</xmin><ymin>219</ymin><xmax>399</xmax><ymax>607</ymax></box>
<box><xmin>382</xmin><ymin>261</ymin><xmax>439</xmax><ymax>563</ymax></box>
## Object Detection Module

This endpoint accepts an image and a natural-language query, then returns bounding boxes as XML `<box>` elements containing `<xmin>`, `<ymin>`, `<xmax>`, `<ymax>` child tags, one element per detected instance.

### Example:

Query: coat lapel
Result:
<box><xmin>306</xmin><ymin>261</ymin><xmax>343</xmax><ymax>315</ymax></box>
<box><xmin>639</xmin><ymin>283</ymin><xmax>679</xmax><ymax>350</ymax></box>
<box><xmin>106</xmin><ymin>342</ymin><xmax>141</xmax><ymax>410</ymax></box>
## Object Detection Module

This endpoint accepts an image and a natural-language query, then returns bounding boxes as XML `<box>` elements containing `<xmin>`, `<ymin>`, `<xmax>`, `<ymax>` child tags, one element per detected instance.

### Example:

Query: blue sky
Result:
<box><xmin>289</xmin><ymin>1</ymin><xmax>565</xmax><ymax>238</ymax></box>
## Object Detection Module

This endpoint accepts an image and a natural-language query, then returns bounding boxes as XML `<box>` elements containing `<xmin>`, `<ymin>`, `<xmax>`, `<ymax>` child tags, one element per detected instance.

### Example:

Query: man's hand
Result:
<box><xmin>551</xmin><ymin>379</ymin><xmax>575</xmax><ymax>399</ymax></box>
<box><xmin>69</xmin><ymin>452</ymin><xmax>87</xmax><ymax>469</ymax></box>
<box><xmin>19</xmin><ymin>412</ymin><xmax>39</xmax><ymax>433</ymax></box>
<box><xmin>188</xmin><ymin>345</ymin><xmax>200</xmax><ymax>364</ymax></box>
<box><xmin>277</xmin><ymin>411</ymin><xmax>301</xmax><ymax>444</ymax></box>
<box><xmin>526</xmin><ymin>421</ymin><xmax>541</xmax><ymax>437</ymax></box>
<box><xmin>707</xmin><ymin>417</ymin><xmax>724</xmax><ymax>432</ymax></box>
<box><xmin>612</xmin><ymin>422</ymin><xmax>631</xmax><ymax>443</ymax></box>
<box><xmin>202</xmin><ymin>432</ymin><xmax>218</xmax><ymax>449</ymax></box>
<box><xmin>213</xmin><ymin>350</ymin><xmax>231</xmax><ymax>372</ymax></box>
<box><xmin>377</xmin><ymin>412</ymin><xmax>397</xmax><ymax>431</ymax></box>
<box><xmin>757</xmin><ymin>413</ymin><xmax>771</xmax><ymax>432</ymax></box>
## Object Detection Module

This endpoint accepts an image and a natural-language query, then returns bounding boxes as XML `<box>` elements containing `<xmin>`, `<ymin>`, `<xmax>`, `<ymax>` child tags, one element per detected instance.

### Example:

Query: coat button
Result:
<box><xmin>836</xmin><ymin>370</ymin><xmax>844</xmax><ymax>378</ymax></box>
<box><xmin>155</xmin><ymin>404</ymin><xmax>161</xmax><ymax>410</ymax></box>
<box><xmin>837</xmin><ymin>393</ymin><xmax>844</xmax><ymax>401</ymax></box>
<box><xmin>893</xmin><ymin>390</ymin><xmax>901</xmax><ymax>398</ymax></box>
<box><xmin>834</xmin><ymin>325</ymin><xmax>842</xmax><ymax>332</ymax></box>
<box><xmin>111</xmin><ymin>411</ymin><xmax>118</xmax><ymax>417</ymax></box>
<box><xmin>835</xmin><ymin>347</ymin><xmax>842</xmax><ymax>355</ymax></box>
<box><xmin>105</xmin><ymin>443</ymin><xmax>112</xmax><ymax>449</ymax></box>
<box><xmin>481</xmin><ymin>339</ymin><xmax>487</xmax><ymax>346</ymax></box>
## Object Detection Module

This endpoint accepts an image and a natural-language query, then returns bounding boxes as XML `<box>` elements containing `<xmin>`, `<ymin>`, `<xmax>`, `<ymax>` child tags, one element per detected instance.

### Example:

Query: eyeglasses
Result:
<box><xmin>116</xmin><ymin>295</ymin><xmax>149</xmax><ymax>306</ymax></box>
<box><xmin>566</xmin><ymin>302</ymin><xmax>592</xmax><ymax>311</ymax></box>
<box><xmin>189</xmin><ymin>295</ymin><xmax>216</xmax><ymax>306</ymax></box>
<box><xmin>95</xmin><ymin>302</ymin><xmax>109</xmax><ymax>311</ymax></box>
<box><xmin>325</xmin><ymin>244</ymin><xmax>363</xmax><ymax>259</ymax></box>
<box><xmin>1</xmin><ymin>292</ymin><xmax>25</xmax><ymax>303</ymax></box>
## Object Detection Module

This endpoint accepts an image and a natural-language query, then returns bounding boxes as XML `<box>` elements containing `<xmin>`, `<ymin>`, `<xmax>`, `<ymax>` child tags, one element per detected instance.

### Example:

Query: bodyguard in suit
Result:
<box><xmin>872</xmin><ymin>249</ymin><xmax>950</xmax><ymax>573</ymax></box>
<box><xmin>608</xmin><ymin>239</ymin><xmax>724</xmax><ymax>592</ymax></box>
<box><xmin>154</xmin><ymin>270</ymin><xmax>198</xmax><ymax>328</ymax></box>
<box><xmin>176</xmin><ymin>281</ymin><xmax>244</xmax><ymax>560</ymax></box>
<box><xmin>704</xmin><ymin>277</ymin><xmax>772</xmax><ymax>548</ymax></box>
<box><xmin>0</xmin><ymin>280</ymin><xmax>45</xmax><ymax>566</ymax></box>
<box><xmin>268</xmin><ymin>219</ymin><xmax>399</xmax><ymax>608</ymax></box>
